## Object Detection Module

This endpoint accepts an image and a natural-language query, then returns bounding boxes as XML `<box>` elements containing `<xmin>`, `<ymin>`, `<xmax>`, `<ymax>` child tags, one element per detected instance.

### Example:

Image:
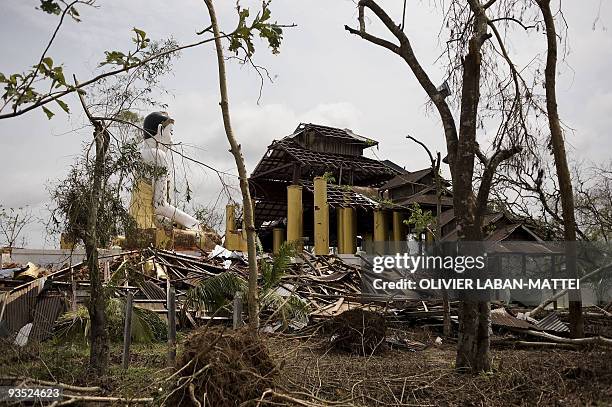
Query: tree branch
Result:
<box><xmin>0</xmin><ymin>33</ymin><xmax>231</xmax><ymax>120</ymax></box>
<box><xmin>475</xmin><ymin>145</ymin><xmax>522</xmax><ymax>218</ymax></box>
<box><xmin>489</xmin><ymin>17</ymin><xmax>536</xmax><ymax>31</ymax></box>
<box><xmin>346</xmin><ymin>0</ymin><xmax>459</xmax><ymax>172</ymax></box>
<box><xmin>13</xmin><ymin>1</ymin><xmax>82</xmax><ymax>111</ymax></box>
<box><xmin>344</xmin><ymin>25</ymin><xmax>400</xmax><ymax>54</ymax></box>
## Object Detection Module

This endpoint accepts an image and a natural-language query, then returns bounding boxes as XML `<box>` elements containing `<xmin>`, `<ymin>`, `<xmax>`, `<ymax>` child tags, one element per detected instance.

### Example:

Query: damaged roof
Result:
<box><xmin>287</xmin><ymin>123</ymin><xmax>378</xmax><ymax>147</ymax></box>
<box><xmin>251</xmin><ymin>138</ymin><xmax>400</xmax><ymax>185</ymax></box>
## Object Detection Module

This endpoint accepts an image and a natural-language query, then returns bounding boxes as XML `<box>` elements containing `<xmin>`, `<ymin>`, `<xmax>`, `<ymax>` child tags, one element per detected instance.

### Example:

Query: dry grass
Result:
<box><xmin>265</xmin><ymin>332</ymin><xmax>612</xmax><ymax>406</ymax></box>
<box><xmin>2</xmin><ymin>327</ymin><xmax>611</xmax><ymax>406</ymax></box>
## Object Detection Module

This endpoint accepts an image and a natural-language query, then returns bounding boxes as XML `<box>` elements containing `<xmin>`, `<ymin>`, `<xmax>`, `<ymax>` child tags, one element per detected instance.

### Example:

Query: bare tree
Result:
<box><xmin>575</xmin><ymin>162</ymin><xmax>612</xmax><ymax>241</ymax></box>
<box><xmin>345</xmin><ymin>0</ymin><xmax>542</xmax><ymax>371</ymax></box>
<box><xmin>203</xmin><ymin>0</ymin><xmax>290</xmax><ymax>329</ymax></box>
<box><xmin>536</xmin><ymin>0</ymin><xmax>583</xmax><ymax>338</ymax></box>
<box><xmin>0</xmin><ymin>206</ymin><xmax>34</xmax><ymax>249</ymax></box>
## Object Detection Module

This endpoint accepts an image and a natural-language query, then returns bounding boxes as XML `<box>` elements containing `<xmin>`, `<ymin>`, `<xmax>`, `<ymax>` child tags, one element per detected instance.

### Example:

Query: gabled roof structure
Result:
<box><xmin>250</xmin><ymin>139</ymin><xmax>399</xmax><ymax>185</ymax></box>
<box><xmin>393</xmin><ymin>185</ymin><xmax>454</xmax><ymax>208</ymax></box>
<box><xmin>381</xmin><ymin>168</ymin><xmax>451</xmax><ymax>191</ymax></box>
<box><xmin>287</xmin><ymin>123</ymin><xmax>378</xmax><ymax>147</ymax></box>
<box><xmin>249</xmin><ymin>123</ymin><xmax>401</xmax><ymax>234</ymax></box>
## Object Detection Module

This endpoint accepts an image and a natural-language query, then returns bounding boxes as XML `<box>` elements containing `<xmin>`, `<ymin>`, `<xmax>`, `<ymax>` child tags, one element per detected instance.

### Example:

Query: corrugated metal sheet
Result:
<box><xmin>2</xmin><ymin>264</ymin><xmax>75</xmax><ymax>341</ymax></box>
<box><xmin>30</xmin><ymin>294</ymin><xmax>67</xmax><ymax>342</ymax></box>
<box><xmin>139</xmin><ymin>280</ymin><xmax>166</xmax><ymax>300</ymax></box>
<box><xmin>491</xmin><ymin>307</ymin><xmax>536</xmax><ymax>330</ymax></box>
<box><xmin>536</xmin><ymin>312</ymin><xmax>569</xmax><ymax>333</ymax></box>
<box><xmin>3</xmin><ymin>283</ymin><xmax>39</xmax><ymax>337</ymax></box>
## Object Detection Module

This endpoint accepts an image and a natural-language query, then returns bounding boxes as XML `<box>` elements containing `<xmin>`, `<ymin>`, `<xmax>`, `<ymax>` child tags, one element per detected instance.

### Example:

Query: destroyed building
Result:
<box><xmin>2</xmin><ymin>122</ymin><xmax>608</xmax><ymax>347</ymax></box>
<box><xmin>228</xmin><ymin>122</ymin><xmax>545</xmax><ymax>254</ymax></box>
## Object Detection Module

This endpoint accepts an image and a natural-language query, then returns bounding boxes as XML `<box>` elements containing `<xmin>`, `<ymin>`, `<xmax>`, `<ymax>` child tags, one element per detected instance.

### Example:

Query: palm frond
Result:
<box><xmin>185</xmin><ymin>271</ymin><xmax>247</xmax><ymax>313</ymax></box>
<box><xmin>105</xmin><ymin>260</ymin><xmax>128</xmax><ymax>289</ymax></box>
<box><xmin>261</xmin><ymin>288</ymin><xmax>309</xmax><ymax>327</ymax></box>
<box><xmin>262</xmin><ymin>241</ymin><xmax>296</xmax><ymax>290</ymax></box>
<box><xmin>54</xmin><ymin>297</ymin><xmax>166</xmax><ymax>343</ymax></box>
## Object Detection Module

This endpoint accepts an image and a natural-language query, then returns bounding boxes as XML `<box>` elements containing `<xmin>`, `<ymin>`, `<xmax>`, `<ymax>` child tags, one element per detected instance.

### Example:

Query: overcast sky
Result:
<box><xmin>0</xmin><ymin>0</ymin><xmax>610</xmax><ymax>248</ymax></box>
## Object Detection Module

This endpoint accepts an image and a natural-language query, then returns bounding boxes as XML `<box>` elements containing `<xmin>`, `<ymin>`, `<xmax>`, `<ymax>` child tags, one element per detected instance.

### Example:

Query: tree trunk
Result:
<box><xmin>456</xmin><ymin>301</ymin><xmax>491</xmax><ymax>371</ymax></box>
<box><xmin>86</xmin><ymin>124</ymin><xmax>110</xmax><ymax>376</ymax></box>
<box><xmin>204</xmin><ymin>0</ymin><xmax>260</xmax><ymax>329</ymax></box>
<box><xmin>453</xmin><ymin>5</ymin><xmax>491</xmax><ymax>372</ymax></box>
<box><xmin>346</xmin><ymin>0</ymin><xmax>497</xmax><ymax>372</ymax></box>
<box><xmin>434</xmin><ymin>156</ymin><xmax>452</xmax><ymax>337</ymax></box>
<box><xmin>538</xmin><ymin>0</ymin><xmax>583</xmax><ymax>338</ymax></box>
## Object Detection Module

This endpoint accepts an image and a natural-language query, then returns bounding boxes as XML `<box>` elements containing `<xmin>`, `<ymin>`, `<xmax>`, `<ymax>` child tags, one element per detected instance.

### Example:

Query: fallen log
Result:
<box><xmin>527</xmin><ymin>262</ymin><xmax>612</xmax><ymax>318</ymax></box>
<box><xmin>520</xmin><ymin>329</ymin><xmax>612</xmax><ymax>347</ymax></box>
<box><xmin>492</xmin><ymin>339</ymin><xmax>578</xmax><ymax>350</ymax></box>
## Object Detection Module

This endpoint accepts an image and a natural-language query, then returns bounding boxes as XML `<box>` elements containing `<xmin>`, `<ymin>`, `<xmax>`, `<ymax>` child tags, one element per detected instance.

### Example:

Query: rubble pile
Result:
<box><xmin>1</xmin><ymin>245</ymin><xmax>611</xmax><ymax>351</ymax></box>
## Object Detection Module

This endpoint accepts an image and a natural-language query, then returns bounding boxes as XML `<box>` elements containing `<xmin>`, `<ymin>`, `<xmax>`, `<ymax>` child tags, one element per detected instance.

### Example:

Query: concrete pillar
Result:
<box><xmin>374</xmin><ymin>209</ymin><xmax>387</xmax><ymax>242</ymax></box>
<box><xmin>336</xmin><ymin>207</ymin><xmax>344</xmax><ymax>253</ymax></box>
<box><xmin>339</xmin><ymin>207</ymin><xmax>356</xmax><ymax>254</ymax></box>
<box><xmin>226</xmin><ymin>204</ymin><xmax>236</xmax><ymax>233</ymax></box>
<box><xmin>272</xmin><ymin>227</ymin><xmax>284</xmax><ymax>254</ymax></box>
<box><xmin>392</xmin><ymin>211</ymin><xmax>404</xmax><ymax>241</ymax></box>
<box><xmin>225</xmin><ymin>204</ymin><xmax>238</xmax><ymax>250</ymax></box>
<box><xmin>392</xmin><ymin>211</ymin><xmax>404</xmax><ymax>253</ymax></box>
<box><xmin>287</xmin><ymin>185</ymin><xmax>303</xmax><ymax>251</ymax></box>
<box><xmin>313</xmin><ymin>177</ymin><xmax>329</xmax><ymax>255</ymax></box>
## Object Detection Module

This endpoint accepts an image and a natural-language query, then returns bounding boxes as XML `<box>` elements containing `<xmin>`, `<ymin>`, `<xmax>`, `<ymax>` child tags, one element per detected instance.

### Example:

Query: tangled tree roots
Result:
<box><xmin>326</xmin><ymin>309</ymin><xmax>387</xmax><ymax>356</ymax></box>
<box><xmin>164</xmin><ymin>327</ymin><xmax>277</xmax><ymax>406</ymax></box>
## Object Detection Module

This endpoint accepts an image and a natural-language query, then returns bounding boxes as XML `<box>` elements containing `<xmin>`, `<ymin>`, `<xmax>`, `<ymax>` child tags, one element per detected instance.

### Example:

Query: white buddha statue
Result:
<box><xmin>140</xmin><ymin>111</ymin><xmax>200</xmax><ymax>230</ymax></box>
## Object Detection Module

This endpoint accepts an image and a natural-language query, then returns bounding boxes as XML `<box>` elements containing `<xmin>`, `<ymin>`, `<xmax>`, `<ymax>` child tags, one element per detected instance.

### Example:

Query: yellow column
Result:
<box><xmin>336</xmin><ymin>207</ymin><xmax>344</xmax><ymax>253</ymax></box>
<box><xmin>339</xmin><ymin>207</ymin><xmax>356</xmax><ymax>254</ymax></box>
<box><xmin>226</xmin><ymin>204</ymin><xmax>236</xmax><ymax>233</ymax></box>
<box><xmin>224</xmin><ymin>204</ymin><xmax>238</xmax><ymax>250</ymax></box>
<box><xmin>426</xmin><ymin>230</ymin><xmax>434</xmax><ymax>244</ymax></box>
<box><xmin>374</xmin><ymin>209</ymin><xmax>387</xmax><ymax>242</ymax></box>
<box><xmin>287</xmin><ymin>185</ymin><xmax>303</xmax><ymax>251</ymax></box>
<box><xmin>392</xmin><ymin>211</ymin><xmax>404</xmax><ymax>241</ymax></box>
<box><xmin>272</xmin><ymin>227</ymin><xmax>284</xmax><ymax>254</ymax></box>
<box><xmin>392</xmin><ymin>211</ymin><xmax>404</xmax><ymax>253</ymax></box>
<box><xmin>313</xmin><ymin>177</ymin><xmax>329</xmax><ymax>255</ymax></box>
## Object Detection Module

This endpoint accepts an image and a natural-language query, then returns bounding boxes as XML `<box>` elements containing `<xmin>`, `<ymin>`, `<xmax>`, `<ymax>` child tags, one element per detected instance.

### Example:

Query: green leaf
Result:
<box><xmin>56</xmin><ymin>99</ymin><xmax>69</xmax><ymax>114</ymax></box>
<box><xmin>101</xmin><ymin>51</ymin><xmax>127</xmax><ymax>67</ymax></box>
<box><xmin>133</xmin><ymin>28</ymin><xmax>146</xmax><ymax>41</ymax></box>
<box><xmin>132</xmin><ymin>28</ymin><xmax>150</xmax><ymax>48</ymax></box>
<box><xmin>38</xmin><ymin>0</ymin><xmax>61</xmax><ymax>15</ymax></box>
<box><xmin>185</xmin><ymin>272</ymin><xmax>247</xmax><ymax>313</ymax></box>
<box><xmin>52</xmin><ymin>66</ymin><xmax>66</xmax><ymax>87</ymax></box>
<box><xmin>42</xmin><ymin>57</ymin><xmax>53</xmax><ymax>69</ymax></box>
<box><xmin>42</xmin><ymin>106</ymin><xmax>54</xmax><ymax>119</ymax></box>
